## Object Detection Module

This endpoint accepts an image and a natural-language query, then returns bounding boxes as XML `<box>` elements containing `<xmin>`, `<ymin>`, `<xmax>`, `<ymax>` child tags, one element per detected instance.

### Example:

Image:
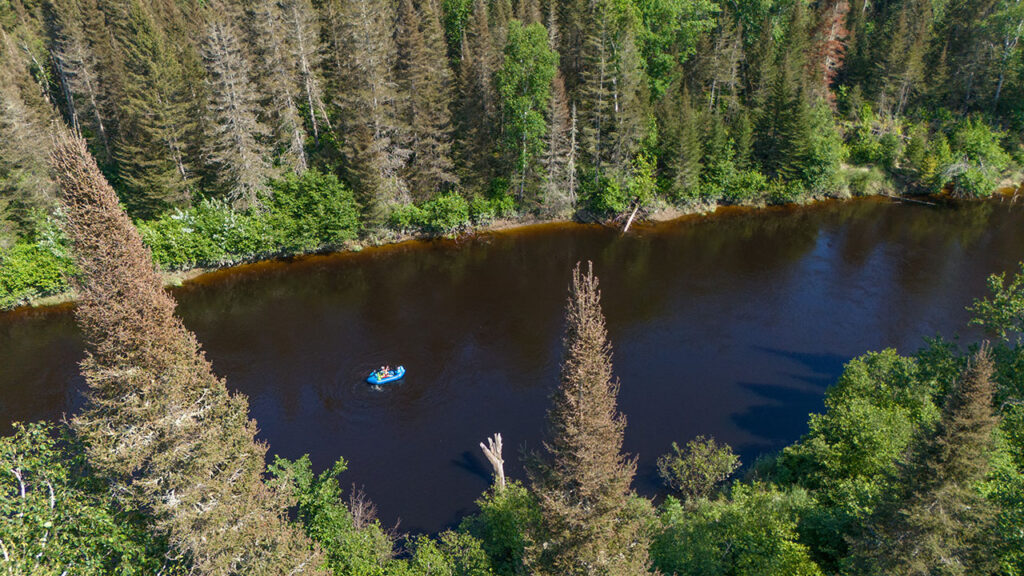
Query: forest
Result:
<box><xmin>2</xmin><ymin>0</ymin><xmax>1024</xmax><ymax>307</ymax></box>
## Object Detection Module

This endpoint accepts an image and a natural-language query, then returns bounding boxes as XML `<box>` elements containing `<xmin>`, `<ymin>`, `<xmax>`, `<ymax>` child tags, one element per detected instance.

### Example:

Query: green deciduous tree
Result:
<box><xmin>0</xmin><ymin>421</ymin><xmax>171</xmax><ymax>575</ymax></box>
<box><xmin>657</xmin><ymin>435</ymin><xmax>740</xmax><ymax>503</ymax></box>
<box><xmin>850</xmin><ymin>347</ymin><xmax>1001</xmax><ymax>576</ymax></box>
<box><xmin>497</xmin><ymin>20</ymin><xmax>558</xmax><ymax>204</ymax></box>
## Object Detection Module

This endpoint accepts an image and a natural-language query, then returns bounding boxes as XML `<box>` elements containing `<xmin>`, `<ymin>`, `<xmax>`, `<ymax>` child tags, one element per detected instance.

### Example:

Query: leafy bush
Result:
<box><xmin>419</xmin><ymin>191</ymin><xmax>471</xmax><ymax>235</ymax></box>
<box><xmin>0</xmin><ymin>234</ymin><xmax>74</xmax><ymax>309</ymax></box>
<box><xmin>722</xmin><ymin>170</ymin><xmax>768</xmax><ymax>204</ymax></box>
<box><xmin>657</xmin><ymin>436</ymin><xmax>740</xmax><ymax>502</ymax></box>
<box><xmin>651</xmin><ymin>484</ymin><xmax>823</xmax><ymax>576</ymax></box>
<box><xmin>387</xmin><ymin>203</ymin><xmax>427</xmax><ymax>232</ymax></box>
<box><xmin>0</xmin><ymin>422</ymin><xmax>172</xmax><ymax>574</ymax></box>
<box><xmin>582</xmin><ymin>173</ymin><xmax>630</xmax><ymax>216</ymax></box>
<box><xmin>266</xmin><ymin>170</ymin><xmax>362</xmax><ymax>251</ymax></box>
<box><xmin>935</xmin><ymin>118</ymin><xmax>1012</xmax><ymax>198</ymax></box>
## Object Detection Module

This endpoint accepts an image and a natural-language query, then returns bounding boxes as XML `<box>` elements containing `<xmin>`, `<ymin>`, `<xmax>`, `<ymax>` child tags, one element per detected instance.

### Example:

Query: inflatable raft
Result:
<box><xmin>368</xmin><ymin>365</ymin><xmax>405</xmax><ymax>385</ymax></box>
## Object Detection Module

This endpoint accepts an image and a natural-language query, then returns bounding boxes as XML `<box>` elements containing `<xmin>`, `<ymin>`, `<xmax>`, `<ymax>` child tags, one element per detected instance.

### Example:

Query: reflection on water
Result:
<box><xmin>2</xmin><ymin>197</ymin><xmax>1023</xmax><ymax>532</ymax></box>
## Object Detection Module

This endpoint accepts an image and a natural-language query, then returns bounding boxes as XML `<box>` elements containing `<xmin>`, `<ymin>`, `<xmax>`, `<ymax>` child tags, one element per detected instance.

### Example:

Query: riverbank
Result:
<box><xmin>5</xmin><ymin>184</ymin><xmax>1020</xmax><ymax>315</ymax></box>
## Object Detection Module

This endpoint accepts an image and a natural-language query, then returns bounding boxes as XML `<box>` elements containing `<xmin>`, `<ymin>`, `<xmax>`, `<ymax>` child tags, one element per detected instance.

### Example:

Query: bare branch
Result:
<box><xmin>480</xmin><ymin>433</ymin><xmax>506</xmax><ymax>490</ymax></box>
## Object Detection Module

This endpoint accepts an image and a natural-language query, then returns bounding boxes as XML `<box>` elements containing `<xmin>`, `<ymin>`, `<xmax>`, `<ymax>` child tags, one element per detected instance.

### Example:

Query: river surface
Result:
<box><xmin>2</xmin><ymin>198</ymin><xmax>1023</xmax><ymax>532</ymax></box>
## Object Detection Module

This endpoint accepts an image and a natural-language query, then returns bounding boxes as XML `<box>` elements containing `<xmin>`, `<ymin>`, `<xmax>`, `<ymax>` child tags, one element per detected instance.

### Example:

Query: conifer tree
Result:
<box><xmin>455</xmin><ymin>0</ymin><xmax>499</xmax><ymax>193</ymax></box>
<box><xmin>851</xmin><ymin>347</ymin><xmax>1001</xmax><ymax>576</ymax></box>
<box><xmin>0</xmin><ymin>38</ymin><xmax>58</xmax><ymax>239</ymax></box>
<box><xmin>51</xmin><ymin>130</ymin><xmax>325</xmax><ymax>576</ymax></box>
<box><xmin>201</xmin><ymin>18</ymin><xmax>270</xmax><ymax>206</ymax></box>
<box><xmin>540</xmin><ymin>68</ymin><xmax>574</xmax><ymax>215</ymax></box>
<box><xmin>112</xmin><ymin>0</ymin><xmax>198</xmax><ymax>217</ymax></box>
<box><xmin>538</xmin><ymin>3</ymin><xmax>576</xmax><ymax>214</ymax></box>
<box><xmin>395</xmin><ymin>0</ymin><xmax>459</xmax><ymax>199</ymax></box>
<box><xmin>577</xmin><ymin>0</ymin><xmax>646</xmax><ymax>184</ymax></box>
<box><xmin>320</xmin><ymin>0</ymin><xmax>406</xmax><ymax>218</ymax></box>
<box><xmin>50</xmin><ymin>0</ymin><xmax>117</xmax><ymax>164</ymax></box>
<box><xmin>527</xmin><ymin>262</ymin><xmax>652</xmax><ymax>576</ymax></box>
<box><xmin>247</xmin><ymin>0</ymin><xmax>309</xmax><ymax>174</ymax></box>
<box><xmin>281</xmin><ymin>0</ymin><xmax>331</xmax><ymax>145</ymax></box>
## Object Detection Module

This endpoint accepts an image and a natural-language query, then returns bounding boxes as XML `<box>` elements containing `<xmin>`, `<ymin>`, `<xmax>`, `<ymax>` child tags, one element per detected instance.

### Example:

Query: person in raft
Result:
<box><xmin>378</xmin><ymin>366</ymin><xmax>391</xmax><ymax>378</ymax></box>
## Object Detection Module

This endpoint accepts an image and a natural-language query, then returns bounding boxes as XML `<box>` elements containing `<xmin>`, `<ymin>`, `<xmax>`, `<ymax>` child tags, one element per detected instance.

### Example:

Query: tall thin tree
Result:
<box><xmin>527</xmin><ymin>261</ymin><xmax>652</xmax><ymax>576</ymax></box>
<box><xmin>51</xmin><ymin>130</ymin><xmax>325</xmax><ymax>576</ymax></box>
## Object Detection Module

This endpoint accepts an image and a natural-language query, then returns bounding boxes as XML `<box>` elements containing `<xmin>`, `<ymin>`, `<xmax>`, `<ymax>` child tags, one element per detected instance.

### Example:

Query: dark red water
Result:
<box><xmin>2</xmin><ymin>198</ymin><xmax>1022</xmax><ymax>532</ymax></box>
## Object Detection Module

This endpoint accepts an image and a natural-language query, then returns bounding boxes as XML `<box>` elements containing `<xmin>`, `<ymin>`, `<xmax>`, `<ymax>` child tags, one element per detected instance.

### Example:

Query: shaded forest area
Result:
<box><xmin>2</xmin><ymin>0</ymin><xmax>1024</xmax><ymax>306</ymax></box>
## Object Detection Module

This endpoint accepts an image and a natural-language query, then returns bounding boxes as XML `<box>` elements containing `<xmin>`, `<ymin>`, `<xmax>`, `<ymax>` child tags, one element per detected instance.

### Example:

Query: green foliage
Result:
<box><xmin>938</xmin><ymin>118</ymin><xmax>1012</xmax><ymax>198</ymax></box>
<box><xmin>137</xmin><ymin>198</ymin><xmax>273</xmax><ymax>270</ymax></box>
<box><xmin>657</xmin><ymin>436</ymin><xmax>740</xmax><ymax>502</ymax></box>
<box><xmin>496</xmin><ymin>21</ymin><xmax>558</xmax><ymax>201</ymax></box>
<box><xmin>459</xmin><ymin>482</ymin><xmax>540</xmax><ymax>576</ymax></box>
<box><xmin>650</xmin><ymin>484</ymin><xmax>823</xmax><ymax>576</ymax></box>
<box><xmin>582</xmin><ymin>173</ymin><xmax>630</xmax><ymax>216</ymax></box>
<box><xmin>772</xmin><ymin>350</ymin><xmax>940</xmax><ymax>567</ymax></box>
<box><xmin>721</xmin><ymin>169</ymin><xmax>768</xmax><ymax>204</ymax></box>
<box><xmin>266</xmin><ymin>170</ymin><xmax>362</xmax><ymax>252</ymax></box>
<box><xmin>269</xmin><ymin>455</ymin><xmax>402</xmax><ymax>576</ymax></box>
<box><xmin>137</xmin><ymin>170</ymin><xmax>360</xmax><ymax>270</ymax></box>
<box><xmin>408</xmin><ymin>532</ymin><xmax>495</xmax><ymax>576</ymax></box>
<box><xmin>636</xmin><ymin>0</ymin><xmax>719</xmax><ymax>96</ymax></box>
<box><xmin>0</xmin><ymin>238</ymin><xmax>74</xmax><ymax>309</ymax></box>
<box><xmin>419</xmin><ymin>192</ymin><xmax>471</xmax><ymax>235</ymax></box>
<box><xmin>0</xmin><ymin>422</ymin><xmax>173</xmax><ymax>575</ymax></box>
<box><xmin>969</xmin><ymin>262</ymin><xmax>1024</xmax><ymax>341</ymax></box>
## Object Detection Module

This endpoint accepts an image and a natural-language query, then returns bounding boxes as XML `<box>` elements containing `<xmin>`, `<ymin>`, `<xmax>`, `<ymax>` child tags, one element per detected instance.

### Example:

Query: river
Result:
<box><xmin>2</xmin><ymin>197</ymin><xmax>1023</xmax><ymax>532</ymax></box>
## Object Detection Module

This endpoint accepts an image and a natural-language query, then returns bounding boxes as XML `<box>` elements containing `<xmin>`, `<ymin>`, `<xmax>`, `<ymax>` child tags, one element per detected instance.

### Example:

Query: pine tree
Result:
<box><xmin>51</xmin><ymin>130</ymin><xmax>325</xmax><ymax>576</ymax></box>
<box><xmin>112</xmin><ymin>0</ymin><xmax>198</xmax><ymax>217</ymax></box>
<box><xmin>50</xmin><ymin>0</ymin><xmax>117</xmax><ymax>164</ymax></box>
<box><xmin>201</xmin><ymin>18</ymin><xmax>270</xmax><ymax>206</ymax></box>
<box><xmin>455</xmin><ymin>0</ymin><xmax>499</xmax><ymax>193</ymax></box>
<box><xmin>851</xmin><ymin>347</ymin><xmax>1001</xmax><ymax>576</ymax></box>
<box><xmin>247</xmin><ymin>0</ymin><xmax>309</xmax><ymax>174</ymax></box>
<box><xmin>319</xmin><ymin>0</ymin><xmax>407</xmax><ymax>219</ymax></box>
<box><xmin>576</xmin><ymin>0</ymin><xmax>646</xmax><ymax>184</ymax></box>
<box><xmin>527</xmin><ymin>262</ymin><xmax>652</xmax><ymax>576</ymax></box>
<box><xmin>395</xmin><ymin>0</ymin><xmax>459</xmax><ymax>199</ymax></box>
<box><xmin>280</xmin><ymin>0</ymin><xmax>331</xmax><ymax>145</ymax></box>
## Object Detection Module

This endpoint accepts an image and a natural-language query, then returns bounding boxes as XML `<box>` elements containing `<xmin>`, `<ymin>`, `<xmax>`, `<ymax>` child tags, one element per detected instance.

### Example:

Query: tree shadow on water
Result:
<box><xmin>731</xmin><ymin>347</ymin><xmax>851</xmax><ymax>461</ymax></box>
<box><xmin>451</xmin><ymin>450</ymin><xmax>492</xmax><ymax>485</ymax></box>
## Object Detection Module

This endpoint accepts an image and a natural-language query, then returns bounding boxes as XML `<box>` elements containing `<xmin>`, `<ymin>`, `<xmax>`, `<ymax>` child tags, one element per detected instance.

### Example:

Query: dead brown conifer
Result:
<box><xmin>50</xmin><ymin>130</ymin><xmax>325</xmax><ymax>576</ymax></box>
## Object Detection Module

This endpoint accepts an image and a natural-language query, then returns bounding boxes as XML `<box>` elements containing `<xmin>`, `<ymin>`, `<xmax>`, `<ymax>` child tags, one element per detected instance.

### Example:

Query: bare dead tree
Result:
<box><xmin>480</xmin><ymin>432</ymin><xmax>506</xmax><ymax>490</ymax></box>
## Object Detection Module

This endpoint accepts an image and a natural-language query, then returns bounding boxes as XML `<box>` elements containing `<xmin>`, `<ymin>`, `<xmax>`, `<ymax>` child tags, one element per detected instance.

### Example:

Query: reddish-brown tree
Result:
<box><xmin>527</xmin><ymin>262</ymin><xmax>652</xmax><ymax>576</ymax></box>
<box><xmin>51</xmin><ymin>130</ymin><xmax>325</xmax><ymax>576</ymax></box>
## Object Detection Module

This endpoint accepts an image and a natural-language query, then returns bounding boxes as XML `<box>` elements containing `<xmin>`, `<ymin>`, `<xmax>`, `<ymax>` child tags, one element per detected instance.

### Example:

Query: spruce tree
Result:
<box><xmin>51</xmin><ymin>131</ymin><xmax>325</xmax><ymax>576</ymax></box>
<box><xmin>50</xmin><ymin>0</ymin><xmax>117</xmax><ymax>164</ymax></box>
<box><xmin>395</xmin><ymin>0</ymin><xmax>459</xmax><ymax>199</ymax></box>
<box><xmin>320</xmin><ymin>0</ymin><xmax>406</xmax><ymax>219</ymax></box>
<box><xmin>200</xmin><ymin>18</ymin><xmax>271</xmax><ymax>206</ymax></box>
<box><xmin>527</xmin><ymin>262</ymin><xmax>652</xmax><ymax>576</ymax></box>
<box><xmin>0</xmin><ymin>38</ymin><xmax>58</xmax><ymax>239</ymax></box>
<box><xmin>851</xmin><ymin>347</ymin><xmax>1001</xmax><ymax>576</ymax></box>
<box><xmin>247</xmin><ymin>0</ymin><xmax>309</xmax><ymax>174</ymax></box>
<box><xmin>281</xmin><ymin>0</ymin><xmax>331</xmax><ymax>145</ymax></box>
<box><xmin>112</xmin><ymin>0</ymin><xmax>198</xmax><ymax>217</ymax></box>
<box><xmin>576</xmin><ymin>0</ymin><xmax>646</xmax><ymax>184</ymax></box>
<box><xmin>455</xmin><ymin>0</ymin><xmax>499</xmax><ymax>193</ymax></box>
